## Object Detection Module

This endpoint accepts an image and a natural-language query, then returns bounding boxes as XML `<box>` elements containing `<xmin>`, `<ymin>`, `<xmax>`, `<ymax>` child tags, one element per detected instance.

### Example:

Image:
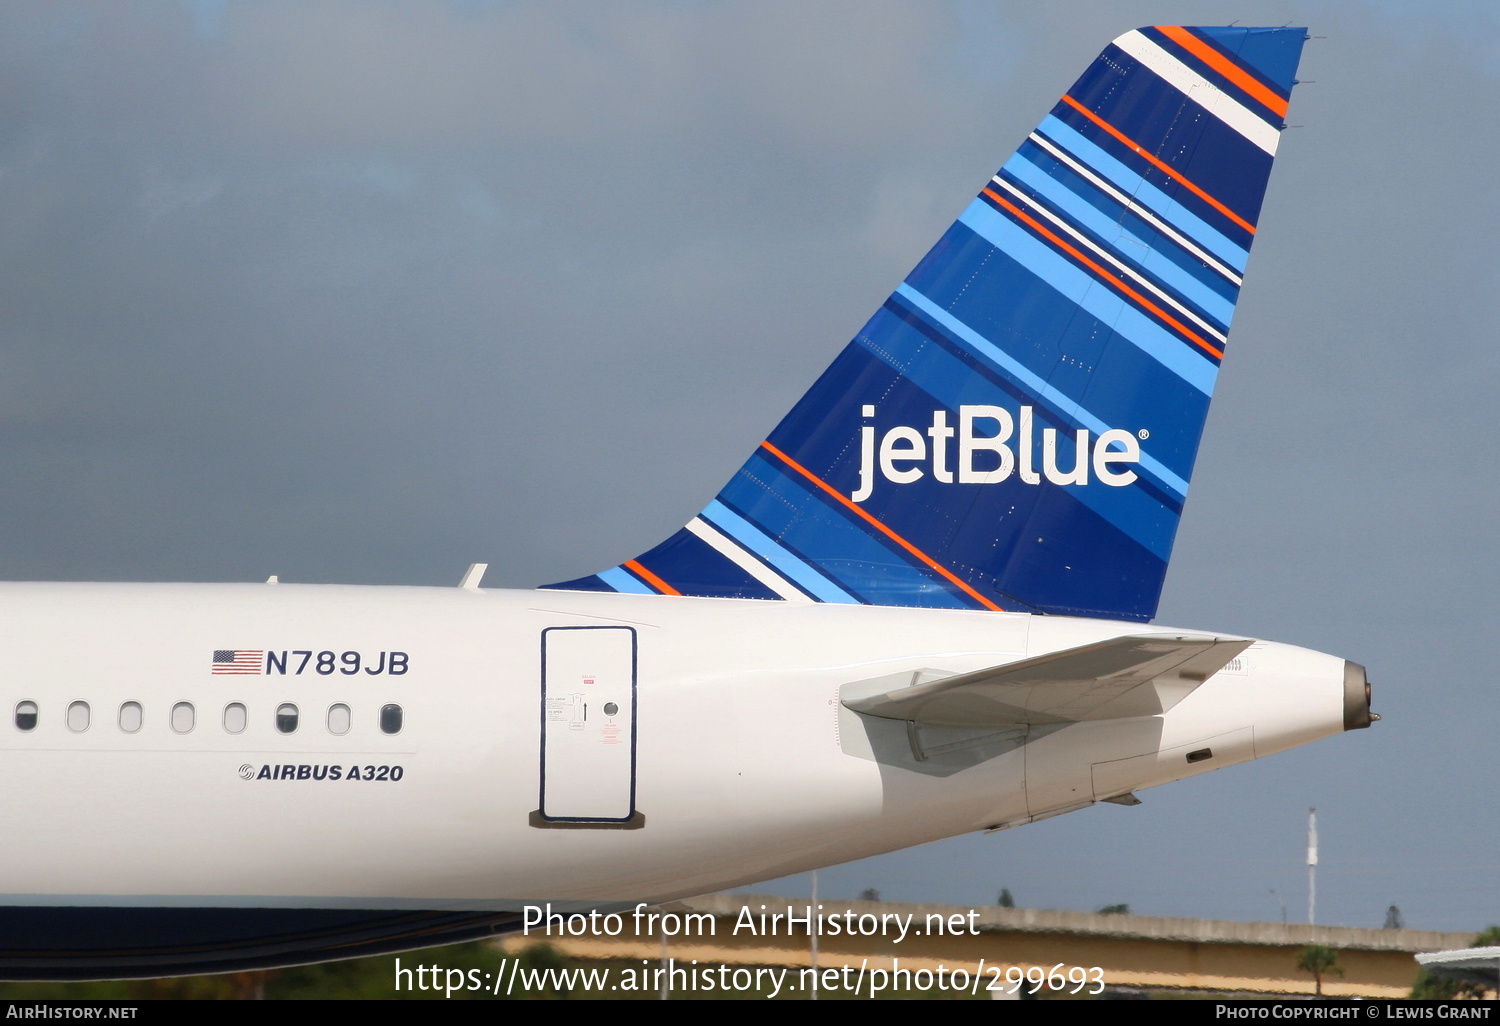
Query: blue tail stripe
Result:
<box><xmin>714</xmin><ymin>494</ymin><xmax>880</xmax><ymax>606</ymax></box>
<box><xmin>1021</xmin><ymin>131</ymin><xmax>1243</xmax><ymax>299</ymax></box>
<box><xmin>1013</xmin><ymin>136</ymin><xmax>1241</xmax><ymax>305</ymax></box>
<box><xmin>1080</xmin><ymin>46</ymin><xmax>1275</xmax><ymax>234</ymax></box>
<box><xmin>894</xmin><ymin>281</ymin><xmax>1195</xmax><ymax>495</ymax></box>
<box><xmin>1138</xmin><ymin>29</ymin><xmax>1280</xmax><ymax>128</ymax></box>
<box><xmin>1197</xmin><ymin>27</ymin><xmax>1302</xmax><ymax>96</ymax></box>
<box><xmin>953</xmin><ymin>203</ymin><xmax>1219</xmax><ymax>393</ymax></box>
<box><xmin>759</xmin><ymin>341</ymin><xmax>1173</xmax><ymax>605</ymax></box>
<box><xmin>852</xmin><ymin>330</ymin><xmax>1179</xmax><ymax>561</ymax></box>
<box><xmin>597</xmin><ymin>566</ymin><xmax>655</xmax><ymax>595</ymax></box>
<box><xmin>549</xmin><ymin>573</ymin><xmax>616</xmax><ymax>594</ymax></box>
<box><xmin>898</xmin><ymin>229</ymin><xmax>1213</xmax><ymax>485</ymax></box>
<box><xmin>888</xmin><ymin>282</ymin><xmax>1201</xmax><ymax>491</ymax></box>
<box><xmin>1140</xmin><ymin>27</ymin><xmax>1287</xmax><ymax>128</ymax></box>
<box><xmin>718</xmin><ymin>453</ymin><xmax>976</xmax><ymax>610</ymax></box>
<box><xmin>875</xmin><ymin>298</ymin><xmax>1194</xmax><ymax>505</ymax></box>
<box><xmin>1002</xmin><ymin>150</ymin><xmax>1236</xmax><ymax>327</ymax></box>
<box><xmin>700</xmin><ymin>500</ymin><xmax>860</xmax><ymax>604</ymax></box>
<box><xmin>627</xmin><ymin>529</ymin><xmax>784</xmax><ymax>601</ymax></box>
<box><xmin>977</xmin><ymin>180</ymin><xmax>1227</xmax><ymax>352</ymax></box>
<box><xmin>991</xmin><ymin>487</ymin><xmax>1165</xmax><ymax>622</ymax></box>
<box><xmin>1038</xmin><ymin>115</ymin><xmax>1249</xmax><ymax>273</ymax></box>
<box><xmin>718</xmin><ymin>454</ymin><xmax>929</xmax><ymax>599</ymax></box>
<box><xmin>852</xmin><ymin>314</ymin><xmax>1183</xmax><ymax>559</ymax></box>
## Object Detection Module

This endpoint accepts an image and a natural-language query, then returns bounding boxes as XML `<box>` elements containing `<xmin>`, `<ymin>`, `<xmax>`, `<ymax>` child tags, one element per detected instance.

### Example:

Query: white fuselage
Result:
<box><xmin>0</xmin><ymin>582</ymin><xmax>1349</xmax><ymax>913</ymax></box>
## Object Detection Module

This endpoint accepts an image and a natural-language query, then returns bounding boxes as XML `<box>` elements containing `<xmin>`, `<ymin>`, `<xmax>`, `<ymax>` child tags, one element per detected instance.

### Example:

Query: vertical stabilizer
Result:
<box><xmin>544</xmin><ymin>27</ymin><xmax>1307</xmax><ymax>621</ymax></box>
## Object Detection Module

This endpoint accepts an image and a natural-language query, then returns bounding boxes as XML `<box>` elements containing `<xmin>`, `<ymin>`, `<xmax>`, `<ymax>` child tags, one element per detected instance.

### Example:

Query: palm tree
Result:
<box><xmin>1297</xmin><ymin>945</ymin><xmax>1342</xmax><ymax>997</ymax></box>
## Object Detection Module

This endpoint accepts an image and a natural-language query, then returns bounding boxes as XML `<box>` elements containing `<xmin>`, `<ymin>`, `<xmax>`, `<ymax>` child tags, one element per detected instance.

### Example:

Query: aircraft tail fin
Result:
<box><xmin>543</xmin><ymin>26</ymin><xmax>1307</xmax><ymax>621</ymax></box>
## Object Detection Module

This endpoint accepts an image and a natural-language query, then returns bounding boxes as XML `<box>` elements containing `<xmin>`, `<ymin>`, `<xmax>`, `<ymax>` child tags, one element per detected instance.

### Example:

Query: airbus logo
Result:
<box><xmin>851</xmin><ymin>404</ymin><xmax>1141</xmax><ymax>502</ymax></box>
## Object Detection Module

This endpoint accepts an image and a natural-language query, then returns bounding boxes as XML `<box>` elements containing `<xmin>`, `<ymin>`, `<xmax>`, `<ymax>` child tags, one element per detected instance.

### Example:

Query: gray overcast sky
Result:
<box><xmin>1</xmin><ymin>1</ymin><xmax>1496</xmax><ymax>932</ymax></box>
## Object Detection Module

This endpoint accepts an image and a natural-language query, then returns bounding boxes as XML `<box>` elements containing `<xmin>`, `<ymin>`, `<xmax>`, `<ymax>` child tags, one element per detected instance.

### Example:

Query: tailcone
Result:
<box><xmin>1343</xmin><ymin>660</ymin><xmax>1376</xmax><ymax>730</ymax></box>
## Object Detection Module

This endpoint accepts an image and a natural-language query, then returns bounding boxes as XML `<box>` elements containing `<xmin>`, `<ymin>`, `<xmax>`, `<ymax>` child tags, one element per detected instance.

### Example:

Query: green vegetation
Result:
<box><xmin>1296</xmin><ymin>944</ymin><xmax>1342</xmax><ymax>997</ymax></box>
<box><xmin>1409</xmin><ymin>925</ymin><xmax>1500</xmax><ymax>1000</ymax></box>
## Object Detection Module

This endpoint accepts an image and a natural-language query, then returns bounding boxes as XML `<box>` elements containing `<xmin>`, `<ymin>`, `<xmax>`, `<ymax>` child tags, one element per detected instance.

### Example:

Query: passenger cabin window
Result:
<box><xmin>327</xmin><ymin>704</ymin><xmax>351</xmax><ymax>735</ymax></box>
<box><xmin>171</xmin><ymin>702</ymin><xmax>195</xmax><ymax>734</ymax></box>
<box><xmin>223</xmin><ymin>703</ymin><xmax>247</xmax><ymax>734</ymax></box>
<box><xmin>276</xmin><ymin>703</ymin><xmax>298</xmax><ymax>734</ymax></box>
<box><xmin>66</xmin><ymin>701</ymin><xmax>90</xmax><ymax>733</ymax></box>
<box><xmin>15</xmin><ymin>701</ymin><xmax>37</xmax><ymax>732</ymax></box>
<box><xmin>119</xmin><ymin>702</ymin><xmax>142</xmax><ymax>733</ymax></box>
<box><xmin>380</xmin><ymin>704</ymin><xmax>402</xmax><ymax>735</ymax></box>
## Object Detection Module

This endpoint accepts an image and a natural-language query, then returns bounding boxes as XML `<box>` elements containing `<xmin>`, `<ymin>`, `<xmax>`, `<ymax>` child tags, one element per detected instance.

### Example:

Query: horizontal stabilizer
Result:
<box><xmin>843</xmin><ymin>634</ymin><xmax>1251</xmax><ymax>727</ymax></box>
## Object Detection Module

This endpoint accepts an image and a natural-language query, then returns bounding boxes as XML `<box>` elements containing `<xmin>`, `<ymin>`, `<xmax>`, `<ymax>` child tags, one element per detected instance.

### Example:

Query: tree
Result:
<box><xmin>1409</xmin><ymin>971</ymin><xmax>1461</xmax><ymax>1000</ymax></box>
<box><xmin>1297</xmin><ymin>945</ymin><xmax>1342</xmax><ymax>997</ymax></box>
<box><xmin>1471</xmin><ymin>925</ymin><xmax>1500</xmax><ymax>947</ymax></box>
<box><xmin>858</xmin><ymin>888</ymin><xmax>881</xmax><ymax>902</ymax></box>
<box><xmin>1096</xmin><ymin>903</ymin><xmax>1130</xmax><ymax>915</ymax></box>
<box><xmin>998</xmin><ymin>888</ymin><xmax>1014</xmax><ymax>908</ymax></box>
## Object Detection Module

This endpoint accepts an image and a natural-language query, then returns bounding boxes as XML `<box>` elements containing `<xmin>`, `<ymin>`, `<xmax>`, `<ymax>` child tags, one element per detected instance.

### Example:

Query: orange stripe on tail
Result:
<box><xmin>1061</xmin><ymin>94</ymin><xmax>1256</xmax><ymax>236</ymax></box>
<box><xmin>981</xmin><ymin>188</ymin><xmax>1223</xmax><ymax>360</ymax></box>
<box><xmin>1156</xmin><ymin>26</ymin><xmax>1289</xmax><ymax>118</ymax></box>
<box><xmin>759</xmin><ymin>441</ymin><xmax>1003</xmax><ymax>612</ymax></box>
<box><xmin>623</xmin><ymin>560</ymin><xmax>680</xmax><ymax>596</ymax></box>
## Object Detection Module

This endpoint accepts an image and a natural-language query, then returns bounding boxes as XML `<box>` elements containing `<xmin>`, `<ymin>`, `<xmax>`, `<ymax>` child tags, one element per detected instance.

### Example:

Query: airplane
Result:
<box><xmin>0</xmin><ymin>25</ymin><xmax>1373</xmax><ymax>980</ymax></box>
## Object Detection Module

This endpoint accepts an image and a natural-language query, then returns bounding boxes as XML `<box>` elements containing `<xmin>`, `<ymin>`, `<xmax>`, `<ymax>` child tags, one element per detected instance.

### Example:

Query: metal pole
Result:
<box><xmin>1307</xmin><ymin>807</ymin><xmax>1318</xmax><ymax>925</ymax></box>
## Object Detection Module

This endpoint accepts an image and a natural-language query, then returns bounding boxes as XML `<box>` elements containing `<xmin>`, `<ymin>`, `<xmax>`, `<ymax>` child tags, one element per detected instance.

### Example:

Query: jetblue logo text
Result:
<box><xmin>852</xmin><ymin>404</ymin><xmax>1140</xmax><ymax>502</ymax></box>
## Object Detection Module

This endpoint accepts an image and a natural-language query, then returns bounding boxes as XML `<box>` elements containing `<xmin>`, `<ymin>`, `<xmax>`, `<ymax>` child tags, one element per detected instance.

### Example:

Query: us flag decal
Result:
<box><xmin>212</xmin><ymin>650</ymin><xmax>263</xmax><ymax>675</ymax></box>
